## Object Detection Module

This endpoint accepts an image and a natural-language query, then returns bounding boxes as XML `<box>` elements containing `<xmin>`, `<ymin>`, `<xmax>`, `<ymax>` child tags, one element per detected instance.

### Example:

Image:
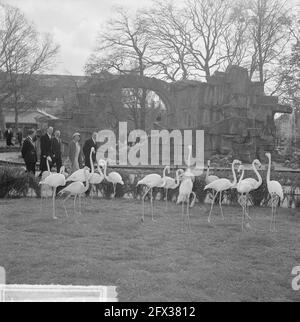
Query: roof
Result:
<box><xmin>4</xmin><ymin>111</ymin><xmax>40</xmax><ymax>124</ymax></box>
<box><xmin>4</xmin><ymin>109</ymin><xmax>58</xmax><ymax>125</ymax></box>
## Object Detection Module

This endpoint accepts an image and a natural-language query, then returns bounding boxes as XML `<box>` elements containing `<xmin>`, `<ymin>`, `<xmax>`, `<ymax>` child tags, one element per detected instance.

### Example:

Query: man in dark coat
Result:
<box><xmin>21</xmin><ymin>129</ymin><xmax>37</xmax><ymax>175</ymax></box>
<box><xmin>51</xmin><ymin>130</ymin><xmax>62</xmax><ymax>173</ymax></box>
<box><xmin>5</xmin><ymin>128</ymin><xmax>14</xmax><ymax>147</ymax></box>
<box><xmin>83</xmin><ymin>132</ymin><xmax>97</xmax><ymax>169</ymax></box>
<box><xmin>40</xmin><ymin>126</ymin><xmax>53</xmax><ymax>175</ymax></box>
<box><xmin>17</xmin><ymin>128</ymin><xmax>23</xmax><ymax>147</ymax></box>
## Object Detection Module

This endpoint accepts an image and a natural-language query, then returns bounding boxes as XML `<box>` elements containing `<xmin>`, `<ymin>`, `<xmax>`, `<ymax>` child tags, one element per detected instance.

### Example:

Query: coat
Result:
<box><xmin>40</xmin><ymin>133</ymin><xmax>52</xmax><ymax>158</ymax></box>
<box><xmin>21</xmin><ymin>137</ymin><xmax>37</xmax><ymax>164</ymax></box>
<box><xmin>68</xmin><ymin>140</ymin><xmax>83</xmax><ymax>169</ymax></box>
<box><xmin>51</xmin><ymin>137</ymin><xmax>62</xmax><ymax>160</ymax></box>
<box><xmin>83</xmin><ymin>138</ymin><xmax>97</xmax><ymax>168</ymax></box>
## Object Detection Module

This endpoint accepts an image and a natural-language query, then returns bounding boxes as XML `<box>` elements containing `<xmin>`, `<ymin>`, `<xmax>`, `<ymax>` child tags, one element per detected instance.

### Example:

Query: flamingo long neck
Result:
<box><xmin>174</xmin><ymin>170</ymin><xmax>182</xmax><ymax>188</ymax></box>
<box><xmin>206</xmin><ymin>161</ymin><xmax>210</xmax><ymax>180</ymax></box>
<box><xmin>97</xmin><ymin>161</ymin><xmax>104</xmax><ymax>177</ymax></box>
<box><xmin>90</xmin><ymin>150</ymin><xmax>94</xmax><ymax>174</ymax></box>
<box><xmin>238</xmin><ymin>167</ymin><xmax>245</xmax><ymax>184</ymax></box>
<box><xmin>104</xmin><ymin>161</ymin><xmax>109</xmax><ymax>180</ymax></box>
<box><xmin>231</xmin><ymin>162</ymin><xmax>238</xmax><ymax>187</ymax></box>
<box><xmin>252</xmin><ymin>161</ymin><xmax>262</xmax><ymax>187</ymax></box>
<box><xmin>267</xmin><ymin>155</ymin><xmax>271</xmax><ymax>185</ymax></box>
<box><xmin>163</xmin><ymin>166</ymin><xmax>168</xmax><ymax>178</ymax></box>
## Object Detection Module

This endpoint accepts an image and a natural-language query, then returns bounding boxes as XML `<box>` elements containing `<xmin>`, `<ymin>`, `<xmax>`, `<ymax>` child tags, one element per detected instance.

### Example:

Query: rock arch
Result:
<box><xmin>87</xmin><ymin>74</ymin><xmax>176</xmax><ymax>116</ymax></box>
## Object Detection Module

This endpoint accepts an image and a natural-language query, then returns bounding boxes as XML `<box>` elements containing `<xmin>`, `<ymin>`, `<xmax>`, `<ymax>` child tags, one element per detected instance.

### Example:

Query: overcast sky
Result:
<box><xmin>7</xmin><ymin>0</ymin><xmax>155</xmax><ymax>75</ymax></box>
<box><xmin>6</xmin><ymin>0</ymin><xmax>299</xmax><ymax>76</ymax></box>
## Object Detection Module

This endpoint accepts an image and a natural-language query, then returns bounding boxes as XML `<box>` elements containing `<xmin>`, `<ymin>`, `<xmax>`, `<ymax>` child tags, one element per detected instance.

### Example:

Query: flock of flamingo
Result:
<box><xmin>38</xmin><ymin>146</ymin><xmax>283</xmax><ymax>233</ymax></box>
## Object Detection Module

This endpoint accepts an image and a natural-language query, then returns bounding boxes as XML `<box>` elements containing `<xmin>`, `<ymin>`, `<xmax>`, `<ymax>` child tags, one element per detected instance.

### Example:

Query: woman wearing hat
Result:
<box><xmin>69</xmin><ymin>132</ymin><xmax>83</xmax><ymax>173</ymax></box>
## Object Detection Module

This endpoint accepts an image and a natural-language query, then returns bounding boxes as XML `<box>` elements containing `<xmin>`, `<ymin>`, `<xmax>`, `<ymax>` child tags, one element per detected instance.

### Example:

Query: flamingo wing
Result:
<box><xmin>268</xmin><ymin>180</ymin><xmax>284</xmax><ymax>201</ymax></box>
<box><xmin>108</xmin><ymin>172</ymin><xmax>124</xmax><ymax>185</ymax></box>
<box><xmin>204</xmin><ymin>178</ymin><xmax>231</xmax><ymax>191</ymax></box>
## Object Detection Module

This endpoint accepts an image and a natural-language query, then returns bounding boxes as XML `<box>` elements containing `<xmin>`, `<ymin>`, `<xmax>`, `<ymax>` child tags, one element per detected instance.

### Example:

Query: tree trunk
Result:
<box><xmin>14</xmin><ymin>99</ymin><xmax>19</xmax><ymax>131</ymax></box>
<box><xmin>0</xmin><ymin>106</ymin><xmax>5</xmax><ymax>134</ymax></box>
<box><xmin>140</xmin><ymin>89</ymin><xmax>147</xmax><ymax>131</ymax></box>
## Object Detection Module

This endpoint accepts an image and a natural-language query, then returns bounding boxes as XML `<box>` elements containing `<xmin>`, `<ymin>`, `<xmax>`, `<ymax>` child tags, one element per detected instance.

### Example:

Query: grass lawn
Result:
<box><xmin>0</xmin><ymin>197</ymin><xmax>299</xmax><ymax>302</ymax></box>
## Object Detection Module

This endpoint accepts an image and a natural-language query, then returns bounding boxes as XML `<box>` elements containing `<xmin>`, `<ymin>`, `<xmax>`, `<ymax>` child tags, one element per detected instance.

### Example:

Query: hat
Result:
<box><xmin>72</xmin><ymin>132</ymin><xmax>80</xmax><ymax>138</ymax></box>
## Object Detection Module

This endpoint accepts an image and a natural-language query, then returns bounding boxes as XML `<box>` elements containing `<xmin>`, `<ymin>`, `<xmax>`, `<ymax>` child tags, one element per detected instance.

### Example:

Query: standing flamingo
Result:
<box><xmin>163</xmin><ymin>166</ymin><xmax>184</xmax><ymax>209</ymax></box>
<box><xmin>177</xmin><ymin>173</ymin><xmax>196</xmax><ymax>232</ymax></box>
<box><xmin>58</xmin><ymin>166</ymin><xmax>90</xmax><ymax>219</ymax></box>
<box><xmin>88</xmin><ymin>148</ymin><xmax>104</xmax><ymax>198</ymax></box>
<box><xmin>204</xmin><ymin>159</ymin><xmax>241</xmax><ymax>223</ymax></box>
<box><xmin>102</xmin><ymin>160</ymin><xmax>124</xmax><ymax>198</ymax></box>
<box><xmin>205</xmin><ymin>160</ymin><xmax>219</xmax><ymax>185</ymax></box>
<box><xmin>239</xmin><ymin>159</ymin><xmax>262</xmax><ymax>216</ymax></box>
<box><xmin>237</xmin><ymin>165</ymin><xmax>257</xmax><ymax>231</ymax></box>
<box><xmin>39</xmin><ymin>156</ymin><xmax>53</xmax><ymax>212</ymax></box>
<box><xmin>205</xmin><ymin>160</ymin><xmax>219</xmax><ymax>200</ymax></box>
<box><xmin>137</xmin><ymin>173</ymin><xmax>166</xmax><ymax>222</ymax></box>
<box><xmin>39</xmin><ymin>166</ymin><xmax>66</xmax><ymax>220</ymax></box>
<box><xmin>66</xmin><ymin>166</ymin><xmax>90</xmax><ymax>183</ymax></box>
<box><xmin>265</xmin><ymin>153</ymin><xmax>284</xmax><ymax>232</ymax></box>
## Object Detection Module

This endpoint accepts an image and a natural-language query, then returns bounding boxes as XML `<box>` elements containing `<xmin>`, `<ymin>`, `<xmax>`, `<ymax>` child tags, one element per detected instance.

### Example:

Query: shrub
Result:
<box><xmin>0</xmin><ymin>166</ymin><xmax>40</xmax><ymax>198</ymax></box>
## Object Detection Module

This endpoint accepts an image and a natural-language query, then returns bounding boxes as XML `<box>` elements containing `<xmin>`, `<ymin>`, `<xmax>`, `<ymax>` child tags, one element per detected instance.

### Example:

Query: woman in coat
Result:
<box><xmin>68</xmin><ymin>132</ymin><xmax>83</xmax><ymax>173</ymax></box>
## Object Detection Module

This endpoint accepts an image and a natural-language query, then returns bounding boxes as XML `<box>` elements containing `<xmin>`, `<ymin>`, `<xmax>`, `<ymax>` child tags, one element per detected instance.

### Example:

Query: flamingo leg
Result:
<box><xmin>165</xmin><ymin>189</ymin><xmax>168</xmax><ymax>210</ymax></box>
<box><xmin>79</xmin><ymin>194</ymin><xmax>82</xmax><ymax>216</ymax></box>
<box><xmin>63</xmin><ymin>194</ymin><xmax>71</xmax><ymax>218</ymax></box>
<box><xmin>151</xmin><ymin>188</ymin><xmax>155</xmax><ymax>222</ymax></box>
<box><xmin>113</xmin><ymin>184</ymin><xmax>116</xmax><ymax>199</ymax></box>
<box><xmin>52</xmin><ymin>187</ymin><xmax>58</xmax><ymax>220</ymax></box>
<box><xmin>187</xmin><ymin>196</ymin><xmax>191</xmax><ymax>233</ymax></box>
<box><xmin>141</xmin><ymin>186</ymin><xmax>151</xmax><ymax>222</ymax></box>
<box><xmin>245</xmin><ymin>194</ymin><xmax>252</xmax><ymax>220</ymax></box>
<box><xmin>40</xmin><ymin>185</ymin><xmax>44</xmax><ymax>214</ymax></box>
<box><xmin>219</xmin><ymin>191</ymin><xmax>224</xmax><ymax>220</ymax></box>
<box><xmin>90</xmin><ymin>185</ymin><xmax>94</xmax><ymax>200</ymax></box>
<box><xmin>270</xmin><ymin>195</ymin><xmax>274</xmax><ymax>232</ymax></box>
<box><xmin>181</xmin><ymin>200</ymin><xmax>185</xmax><ymax>232</ymax></box>
<box><xmin>208</xmin><ymin>191</ymin><xmax>217</xmax><ymax>223</ymax></box>
<box><xmin>271</xmin><ymin>195</ymin><xmax>279</xmax><ymax>232</ymax></box>
<box><xmin>74</xmin><ymin>195</ymin><xmax>77</xmax><ymax>216</ymax></box>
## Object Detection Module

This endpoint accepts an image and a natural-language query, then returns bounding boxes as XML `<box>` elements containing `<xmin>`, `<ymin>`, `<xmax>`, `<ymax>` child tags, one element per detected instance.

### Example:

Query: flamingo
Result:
<box><xmin>66</xmin><ymin>165</ymin><xmax>90</xmax><ymax>183</ymax></box>
<box><xmin>204</xmin><ymin>159</ymin><xmax>241</xmax><ymax>223</ymax></box>
<box><xmin>177</xmin><ymin>173</ymin><xmax>196</xmax><ymax>232</ymax></box>
<box><xmin>205</xmin><ymin>160</ymin><xmax>219</xmax><ymax>200</ymax></box>
<box><xmin>137</xmin><ymin>173</ymin><xmax>166</xmax><ymax>222</ymax></box>
<box><xmin>88</xmin><ymin>148</ymin><xmax>105</xmax><ymax>198</ymax></box>
<box><xmin>39</xmin><ymin>156</ymin><xmax>53</xmax><ymax>212</ymax></box>
<box><xmin>102</xmin><ymin>159</ymin><xmax>124</xmax><ymax>198</ymax></box>
<box><xmin>58</xmin><ymin>166</ymin><xmax>90</xmax><ymax>219</ymax></box>
<box><xmin>39</xmin><ymin>165</ymin><xmax>67</xmax><ymax>220</ymax></box>
<box><xmin>237</xmin><ymin>165</ymin><xmax>256</xmax><ymax>231</ymax></box>
<box><xmin>265</xmin><ymin>153</ymin><xmax>284</xmax><ymax>232</ymax></box>
<box><xmin>162</xmin><ymin>166</ymin><xmax>184</xmax><ymax>209</ymax></box>
<box><xmin>239</xmin><ymin>159</ymin><xmax>262</xmax><ymax>215</ymax></box>
<box><xmin>205</xmin><ymin>160</ymin><xmax>219</xmax><ymax>185</ymax></box>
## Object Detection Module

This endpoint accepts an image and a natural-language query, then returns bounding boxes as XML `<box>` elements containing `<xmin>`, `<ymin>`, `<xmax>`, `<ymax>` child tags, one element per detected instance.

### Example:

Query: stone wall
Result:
<box><xmin>49</xmin><ymin>66</ymin><xmax>292</xmax><ymax>162</ymax></box>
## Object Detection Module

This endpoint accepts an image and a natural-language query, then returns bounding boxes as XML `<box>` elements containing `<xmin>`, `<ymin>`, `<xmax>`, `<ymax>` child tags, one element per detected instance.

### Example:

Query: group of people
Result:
<box><xmin>21</xmin><ymin>127</ymin><xmax>98</xmax><ymax>176</ymax></box>
<box><xmin>3</xmin><ymin>128</ymin><xmax>23</xmax><ymax>147</ymax></box>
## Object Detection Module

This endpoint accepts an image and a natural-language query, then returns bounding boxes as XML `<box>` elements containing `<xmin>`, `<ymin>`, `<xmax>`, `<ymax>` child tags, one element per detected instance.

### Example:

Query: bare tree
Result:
<box><xmin>86</xmin><ymin>8</ymin><xmax>152</xmax><ymax>130</ymax></box>
<box><xmin>1</xmin><ymin>4</ymin><xmax>59</xmax><ymax>129</ymax></box>
<box><xmin>143</xmin><ymin>1</ymin><xmax>191</xmax><ymax>81</ymax></box>
<box><xmin>241</xmin><ymin>0</ymin><xmax>292</xmax><ymax>83</ymax></box>
<box><xmin>184</xmin><ymin>0</ymin><xmax>235</xmax><ymax>79</ymax></box>
<box><xmin>0</xmin><ymin>4</ymin><xmax>59</xmax><ymax>130</ymax></box>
